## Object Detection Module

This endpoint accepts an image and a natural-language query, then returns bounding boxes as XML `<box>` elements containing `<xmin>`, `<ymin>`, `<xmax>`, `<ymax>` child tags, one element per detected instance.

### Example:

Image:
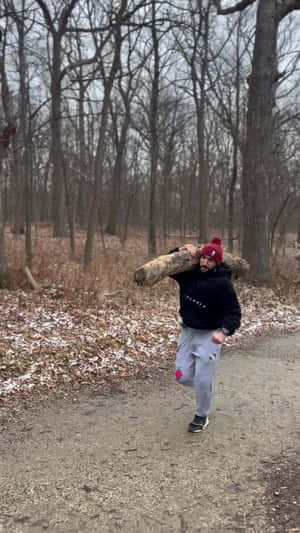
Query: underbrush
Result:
<box><xmin>6</xmin><ymin>229</ymin><xmax>140</xmax><ymax>292</ymax></box>
<box><xmin>1</xmin><ymin>228</ymin><xmax>299</xmax><ymax>402</ymax></box>
<box><xmin>268</xmin><ymin>255</ymin><xmax>300</xmax><ymax>308</ymax></box>
<box><xmin>3</xmin><ymin>227</ymin><xmax>300</xmax><ymax>309</ymax></box>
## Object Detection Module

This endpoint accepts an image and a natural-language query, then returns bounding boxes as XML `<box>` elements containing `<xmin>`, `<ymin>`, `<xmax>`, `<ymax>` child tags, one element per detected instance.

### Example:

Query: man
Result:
<box><xmin>170</xmin><ymin>237</ymin><xmax>241</xmax><ymax>433</ymax></box>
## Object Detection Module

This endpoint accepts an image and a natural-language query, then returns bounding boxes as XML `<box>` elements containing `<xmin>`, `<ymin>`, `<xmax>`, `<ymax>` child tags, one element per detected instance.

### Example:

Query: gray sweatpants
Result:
<box><xmin>175</xmin><ymin>327</ymin><xmax>222</xmax><ymax>417</ymax></box>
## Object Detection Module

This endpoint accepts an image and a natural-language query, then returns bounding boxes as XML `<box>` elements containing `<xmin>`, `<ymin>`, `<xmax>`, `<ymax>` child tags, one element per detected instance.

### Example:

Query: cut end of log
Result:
<box><xmin>223</xmin><ymin>253</ymin><xmax>250</xmax><ymax>273</ymax></box>
<box><xmin>134</xmin><ymin>267</ymin><xmax>147</xmax><ymax>284</ymax></box>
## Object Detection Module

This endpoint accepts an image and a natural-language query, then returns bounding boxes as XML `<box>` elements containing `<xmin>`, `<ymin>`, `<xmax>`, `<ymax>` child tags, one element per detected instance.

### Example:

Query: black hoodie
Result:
<box><xmin>170</xmin><ymin>266</ymin><xmax>241</xmax><ymax>335</ymax></box>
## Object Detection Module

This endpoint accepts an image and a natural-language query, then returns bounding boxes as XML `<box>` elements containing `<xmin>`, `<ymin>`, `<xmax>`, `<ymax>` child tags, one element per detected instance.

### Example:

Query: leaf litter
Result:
<box><xmin>0</xmin><ymin>280</ymin><xmax>299</xmax><ymax>404</ymax></box>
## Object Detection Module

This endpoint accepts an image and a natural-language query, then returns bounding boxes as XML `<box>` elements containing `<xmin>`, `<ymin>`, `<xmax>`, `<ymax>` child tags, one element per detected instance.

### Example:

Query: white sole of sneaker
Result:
<box><xmin>188</xmin><ymin>418</ymin><xmax>210</xmax><ymax>433</ymax></box>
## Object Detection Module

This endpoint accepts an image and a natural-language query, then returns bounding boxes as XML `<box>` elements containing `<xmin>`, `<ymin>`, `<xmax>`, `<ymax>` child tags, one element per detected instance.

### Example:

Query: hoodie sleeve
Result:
<box><xmin>169</xmin><ymin>270</ymin><xmax>192</xmax><ymax>283</ymax></box>
<box><xmin>219</xmin><ymin>279</ymin><xmax>241</xmax><ymax>335</ymax></box>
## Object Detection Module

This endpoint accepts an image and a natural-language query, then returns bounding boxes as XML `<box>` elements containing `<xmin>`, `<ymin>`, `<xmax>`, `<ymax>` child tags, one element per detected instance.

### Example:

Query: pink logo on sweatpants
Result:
<box><xmin>175</xmin><ymin>369</ymin><xmax>183</xmax><ymax>381</ymax></box>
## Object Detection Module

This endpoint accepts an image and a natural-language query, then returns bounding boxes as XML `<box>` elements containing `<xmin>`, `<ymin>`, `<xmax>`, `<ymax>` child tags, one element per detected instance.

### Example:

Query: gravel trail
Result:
<box><xmin>0</xmin><ymin>333</ymin><xmax>299</xmax><ymax>533</ymax></box>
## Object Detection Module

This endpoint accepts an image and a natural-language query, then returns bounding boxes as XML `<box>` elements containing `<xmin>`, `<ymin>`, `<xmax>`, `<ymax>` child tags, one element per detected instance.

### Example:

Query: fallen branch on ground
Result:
<box><xmin>23</xmin><ymin>266</ymin><xmax>41</xmax><ymax>291</ymax></box>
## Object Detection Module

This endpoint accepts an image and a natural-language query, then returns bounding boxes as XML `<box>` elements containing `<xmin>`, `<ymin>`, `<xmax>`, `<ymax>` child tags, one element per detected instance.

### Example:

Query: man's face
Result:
<box><xmin>200</xmin><ymin>254</ymin><xmax>216</xmax><ymax>272</ymax></box>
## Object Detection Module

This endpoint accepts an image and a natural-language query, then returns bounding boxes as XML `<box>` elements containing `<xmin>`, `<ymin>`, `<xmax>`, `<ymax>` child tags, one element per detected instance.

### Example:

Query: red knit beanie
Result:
<box><xmin>200</xmin><ymin>237</ymin><xmax>223</xmax><ymax>267</ymax></box>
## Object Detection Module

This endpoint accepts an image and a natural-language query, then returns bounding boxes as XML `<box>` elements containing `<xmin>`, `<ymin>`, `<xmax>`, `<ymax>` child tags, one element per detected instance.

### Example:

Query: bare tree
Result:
<box><xmin>106</xmin><ymin>28</ymin><xmax>142</xmax><ymax>237</ymax></box>
<box><xmin>215</xmin><ymin>0</ymin><xmax>300</xmax><ymax>280</ymax></box>
<box><xmin>34</xmin><ymin>0</ymin><xmax>93</xmax><ymax>237</ymax></box>
<box><xmin>0</xmin><ymin>17</ymin><xmax>16</xmax><ymax>286</ymax></box>
<box><xmin>6</xmin><ymin>0</ymin><xmax>35</xmax><ymax>266</ymax></box>
<box><xmin>147</xmin><ymin>0</ymin><xmax>160</xmax><ymax>257</ymax></box>
<box><xmin>157</xmin><ymin>92</ymin><xmax>187</xmax><ymax>247</ymax></box>
<box><xmin>207</xmin><ymin>13</ymin><xmax>252</xmax><ymax>252</ymax></box>
<box><xmin>0</xmin><ymin>135</ymin><xmax>10</xmax><ymax>286</ymax></box>
<box><xmin>297</xmin><ymin>199</ymin><xmax>300</xmax><ymax>245</ymax></box>
<box><xmin>62</xmin><ymin>28</ymin><xmax>101</xmax><ymax>254</ymax></box>
<box><xmin>0</xmin><ymin>145</ymin><xmax>9</xmax><ymax>286</ymax></box>
<box><xmin>174</xmin><ymin>0</ymin><xmax>215</xmax><ymax>243</ymax></box>
<box><xmin>83</xmin><ymin>0</ymin><xmax>126</xmax><ymax>267</ymax></box>
<box><xmin>1</xmin><ymin>0</ymin><xmax>300</xmax><ymax>273</ymax></box>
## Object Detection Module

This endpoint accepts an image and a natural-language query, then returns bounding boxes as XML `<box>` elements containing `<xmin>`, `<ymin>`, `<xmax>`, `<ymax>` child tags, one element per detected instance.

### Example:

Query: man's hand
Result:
<box><xmin>211</xmin><ymin>330</ymin><xmax>225</xmax><ymax>344</ymax></box>
<box><xmin>179</xmin><ymin>244</ymin><xmax>198</xmax><ymax>256</ymax></box>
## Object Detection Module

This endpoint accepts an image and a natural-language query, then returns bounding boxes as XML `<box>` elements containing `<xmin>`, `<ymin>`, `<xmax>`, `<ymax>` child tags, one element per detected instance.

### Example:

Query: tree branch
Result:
<box><xmin>34</xmin><ymin>0</ymin><xmax>55</xmax><ymax>33</ymax></box>
<box><xmin>23</xmin><ymin>266</ymin><xmax>41</xmax><ymax>291</ymax></box>
<box><xmin>276</xmin><ymin>0</ymin><xmax>300</xmax><ymax>22</ymax></box>
<box><xmin>59</xmin><ymin>0</ymin><xmax>79</xmax><ymax>36</ymax></box>
<box><xmin>60</xmin><ymin>50</ymin><xmax>100</xmax><ymax>82</ymax></box>
<box><xmin>213</xmin><ymin>0</ymin><xmax>256</xmax><ymax>15</ymax></box>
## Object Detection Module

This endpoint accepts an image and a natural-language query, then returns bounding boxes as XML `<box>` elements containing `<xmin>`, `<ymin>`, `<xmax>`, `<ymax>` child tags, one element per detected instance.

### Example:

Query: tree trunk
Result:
<box><xmin>84</xmin><ymin>20</ymin><xmax>123</xmax><ymax>267</ymax></box>
<box><xmin>0</xmin><ymin>26</ymin><xmax>13</xmax><ymax>286</ymax></box>
<box><xmin>63</xmin><ymin>160</ymin><xmax>75</xmax><ymax>256</ymax></box>
<box><xmin>11</xmin><ymin>134</ymin><xmax>24</xmax><ymax>234</ymax></box>
<box><xmin>148</xmin><ymin>0</ymin><xmax>160</xmax><ymax>258</ymax></box>
<box><xmin>228</xmin><ymin>15</ymin><xmax>242</xmax><ymax>254</ymax></box>
<box><xmin>270</xmin><ymin>194</ymin><xmax>290</xmax><ymax>254</ymax></box>
<box><xmin>216</xmin><ymin>0</ymin><xmax>300</xmax><ymax>280</ymax></box>
<box><xmin>17</xmin><ymin>2</ymin><xmax>33</xmax><ymax>267</ymax></box>
<box><xmin>297</xmin><ymin>196</ymin><xmax>300</xmax><ymax>245</ymax></box>
<box><xmin>51</xmin><ymin>34</ymin><xmax>65</xmax><ymax>237</ymax></box>
<box><xmin>77</xmin><ymin>80</ymin><xmax>87</xmax><ymax>228</ymax></box>
<box><xmin>241</xmin><ymin>1</ymin><xmax>278</xmax><ymax>281</ymax></box>
<box><xmin>106</xmin><ymin>106</ymin><xmax>129</xmax><ymax>236</ymax></box>
<box><xmin>161</xmin><ymin>144</ymin><xmax>174</xmax><ymax>247</ymax></box>
<box><xmin>35</xmin><ymin>0</ymin><xmax>82</xmax><ymax>237</ymax></box>
<box><xmin>134</xmin><ymin>247</ymin><xmax>250</xmax><ymax>286</ymax></box>
<box><xmin>24</xmin><ymin>134</ymin><xmax>33</xmax><ymax>268</ymax></box>
<box><xmin>0</xmin><ymin>155</ymin><xmax>10</xmax><ymax>287</ymax></box>
<box><xmin>228</xmin><ymin>149</ymin><xmax>238</xmax><ymax>254</ymax></box>
<box><xmin>191</xmin><ymin>4</ymin><xmax>210</xmax><ymax>243</ymax></box>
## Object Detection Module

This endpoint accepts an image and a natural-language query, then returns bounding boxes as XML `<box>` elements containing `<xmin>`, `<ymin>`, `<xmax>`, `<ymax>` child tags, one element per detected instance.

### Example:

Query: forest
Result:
<box><xmin>1</xmin><ymin>4</ymin><xmax>300</xmax><ymax>529</ymax></box>
<box><xmin>0</xmin><ymin>0</ymin><xmax>299</xmax><ymax>286</ymax></box>
<box><xmin>0</xmin><ymin>0</ymin><xmax>299</xmax><ymax>399</ymax></box>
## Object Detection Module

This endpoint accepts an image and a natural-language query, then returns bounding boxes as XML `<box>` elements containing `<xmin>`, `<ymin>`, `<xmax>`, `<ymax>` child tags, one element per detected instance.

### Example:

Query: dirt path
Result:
<box><xmin>0</xmin><ymin>333</ymin><xmax>299</xmax><ymax>533</ymax></box>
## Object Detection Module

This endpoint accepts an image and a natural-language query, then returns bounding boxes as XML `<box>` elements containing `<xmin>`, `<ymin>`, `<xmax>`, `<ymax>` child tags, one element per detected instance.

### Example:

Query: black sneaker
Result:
<box><xmin>188</xmin><ymin>415</ymin><xmax>209</xmax><ymax>433</ymax></box>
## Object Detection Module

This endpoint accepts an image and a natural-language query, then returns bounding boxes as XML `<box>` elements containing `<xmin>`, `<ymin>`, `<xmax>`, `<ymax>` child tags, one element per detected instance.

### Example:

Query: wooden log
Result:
<box><xmin>134</xmin><ymin>248</ymin><xmax>250</xmax><ymax>287</ymax></box>
<box><xmin>23</xmin><ymin>266</ymin><xmax>41</xmax><ymax>290</ymax></box>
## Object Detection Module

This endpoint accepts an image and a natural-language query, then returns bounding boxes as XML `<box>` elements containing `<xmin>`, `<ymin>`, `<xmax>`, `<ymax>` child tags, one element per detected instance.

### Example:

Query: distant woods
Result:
<box><xmin>0</xmin><ymin>0</ymin><xmax>300</xmax><ymax>283</ymax></box>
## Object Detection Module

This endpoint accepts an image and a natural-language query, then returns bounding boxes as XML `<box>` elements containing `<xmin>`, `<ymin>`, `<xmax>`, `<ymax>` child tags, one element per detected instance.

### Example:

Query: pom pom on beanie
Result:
<box><xmin>200</xmin><ymin>237</ymin><xmax>223</xmax><ymax>267</ymax></box>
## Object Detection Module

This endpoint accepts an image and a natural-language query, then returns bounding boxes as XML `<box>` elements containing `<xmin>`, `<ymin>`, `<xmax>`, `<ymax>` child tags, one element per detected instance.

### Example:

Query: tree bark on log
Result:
<box><xmin>134</xmin><ymin>248</ymin><xmax>250</xmax><ymax>286</ymax></box>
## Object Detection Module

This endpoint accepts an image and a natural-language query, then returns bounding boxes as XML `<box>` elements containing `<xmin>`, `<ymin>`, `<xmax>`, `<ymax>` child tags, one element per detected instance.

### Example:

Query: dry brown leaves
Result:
<box><xmin>0</xmin><ymin>276</ymin><xmax>299</xmax><ymax>405</ymax></box>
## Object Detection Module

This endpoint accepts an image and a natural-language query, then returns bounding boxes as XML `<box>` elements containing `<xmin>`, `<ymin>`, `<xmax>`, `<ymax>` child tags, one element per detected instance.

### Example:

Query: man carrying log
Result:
<box><xmin>170</xmin><ymin>237</ymin><xmax>241</xmax><ymax>433</ymax></box>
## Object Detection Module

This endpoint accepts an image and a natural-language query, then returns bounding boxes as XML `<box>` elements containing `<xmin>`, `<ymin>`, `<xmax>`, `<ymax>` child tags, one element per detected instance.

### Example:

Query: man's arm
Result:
<box><xmin>220</xmin><ymin>280</ymin><xmax>241</xmax><ymax>335</ymax></box>
<box><xmin>212</xmin><ymin>280</ymin><xmax>241</xmax><ymax>343</ymax></box>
